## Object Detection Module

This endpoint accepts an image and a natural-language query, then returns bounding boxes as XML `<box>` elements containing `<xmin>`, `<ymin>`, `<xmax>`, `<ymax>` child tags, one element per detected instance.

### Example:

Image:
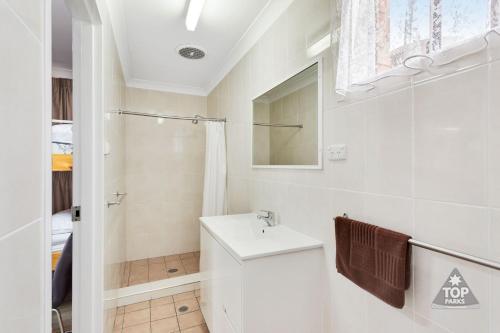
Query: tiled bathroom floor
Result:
<box><xmin>113</xmin><ymin>290</ymin><xmax>208</xmax><ymax>333</ymax></box>
<box><xmin>121</xmin><ymin>252</ymin><xmax>200</xmax><ymax>287</ymax></box>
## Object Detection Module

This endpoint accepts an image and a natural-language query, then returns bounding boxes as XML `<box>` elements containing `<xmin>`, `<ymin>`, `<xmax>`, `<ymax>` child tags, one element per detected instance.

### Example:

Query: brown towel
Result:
<box><xmin>335</xmin><ymin>216</ymin><xmax>412</xmax><ymax>308</ymax></box>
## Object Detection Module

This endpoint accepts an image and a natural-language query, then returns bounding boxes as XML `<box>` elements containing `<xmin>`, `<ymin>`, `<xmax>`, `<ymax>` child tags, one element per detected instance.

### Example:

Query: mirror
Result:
<box><xmin>252</xmin><ymin>62</ymin><xmax>321</xmax><ymax>168</ymax></box>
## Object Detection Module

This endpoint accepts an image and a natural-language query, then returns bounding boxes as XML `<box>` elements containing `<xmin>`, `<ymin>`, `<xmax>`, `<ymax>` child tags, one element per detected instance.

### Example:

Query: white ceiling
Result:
<box><xmin>108</xmin><ymin>0</ymin><xmax>290</xmax><ymax>95</ymax></box>
<box><xmin>52</xmin><ymin>0</ymin><xmax>72</xmax><ymax>70</ymax></box>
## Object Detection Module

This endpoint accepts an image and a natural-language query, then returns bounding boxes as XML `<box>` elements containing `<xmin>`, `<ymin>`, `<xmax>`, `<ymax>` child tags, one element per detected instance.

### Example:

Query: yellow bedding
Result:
<box><xmin>52</xmin><ymin>154</ymin><xmax>73</xmax><ymax>171</ymax></box>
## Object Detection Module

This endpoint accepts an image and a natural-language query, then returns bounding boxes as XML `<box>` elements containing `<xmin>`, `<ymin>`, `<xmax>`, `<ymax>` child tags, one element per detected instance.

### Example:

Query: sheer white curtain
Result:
<box><xmin>202</xmin><ymin>121</ymin><xmax>227</xmax><ymax>217</ymax></box>
<box><xmin>336</xmin><ymin>0</ymin><xmax>500</xmax><ymax>98</ymax></box>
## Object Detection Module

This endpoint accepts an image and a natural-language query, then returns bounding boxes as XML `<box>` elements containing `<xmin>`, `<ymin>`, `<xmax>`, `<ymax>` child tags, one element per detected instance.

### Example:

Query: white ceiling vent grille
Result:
<box><xmin>178</xmin><ymin>46</ymin><xmax>206</xmax><ymax>60</ymax></box>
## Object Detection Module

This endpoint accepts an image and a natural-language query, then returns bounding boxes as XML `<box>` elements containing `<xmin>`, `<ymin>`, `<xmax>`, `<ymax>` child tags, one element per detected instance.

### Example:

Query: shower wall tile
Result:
<box><xmin>124</xmin><ymin>87</ymin><xmax>207</xmax><ymax>261</ymax></box>
<box><xmin>206</xmin><ymin>0</ymin><xmax>500</xmax><ymax>331</ymax></box>
<box><xmin>103</xmin><ymin>13</ymin><xmax>128</xmax><ymax>308</ymax></box>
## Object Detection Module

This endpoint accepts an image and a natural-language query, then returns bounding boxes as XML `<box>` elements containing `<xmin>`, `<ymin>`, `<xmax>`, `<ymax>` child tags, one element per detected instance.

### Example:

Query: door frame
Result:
<box><xmin>44</xmin><ymin>1</ymin><xmax>104</xmax><ymax>332</ymax></box>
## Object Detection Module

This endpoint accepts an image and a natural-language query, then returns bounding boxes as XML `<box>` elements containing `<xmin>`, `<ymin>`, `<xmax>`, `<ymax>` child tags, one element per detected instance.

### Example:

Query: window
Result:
<box><xmin>335</xmin><ymin>0</ymin><xmax>500</xmax><ymax>98</ymax></box>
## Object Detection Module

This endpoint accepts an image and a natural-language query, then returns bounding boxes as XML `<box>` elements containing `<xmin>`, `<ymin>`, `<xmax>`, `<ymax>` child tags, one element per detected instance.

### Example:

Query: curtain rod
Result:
<box><xmin>342</xmin><ymin>213</ymin><xmax>500</xmax><ymax>271</ymax></box>
<box><xmin>253</xmin><ymin>122</ymin><xmax>303</xmax><ymax>129</ymax></box>
<box><xmin>111</xmin><ymin>109</ymin><xmax>226</xmax><ymax>123</ymax></box>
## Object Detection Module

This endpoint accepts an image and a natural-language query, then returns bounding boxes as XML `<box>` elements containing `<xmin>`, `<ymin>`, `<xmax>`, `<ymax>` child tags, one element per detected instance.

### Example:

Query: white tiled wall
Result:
<box><xmin>124</xmin><ymin>88</ymin><xmax>207</xmax><ymax>261</ymax></box>
<box><xmin>207</xmin><ymin>0</ymin><xmax>500</xmax><ymax>332</ymax></box>
<box><xmin>0</xmin><ymin>0</ymin><xmax>45</xmax><ymax>331</ymax></box>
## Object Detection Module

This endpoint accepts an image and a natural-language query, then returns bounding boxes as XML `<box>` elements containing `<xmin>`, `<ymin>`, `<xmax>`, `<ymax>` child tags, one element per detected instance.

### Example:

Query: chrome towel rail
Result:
<box><xmin>341</xmin><ymin>213</ymin><xmax>500</xmax><ymax>271</ymax></box>
<box><xmin>408</xmin><ymin>239</ymin><xmax>500</xmax><ymax>271</ymax></box>
<box><xmin>107</xmin><ymin>191</ymin><xmax>127</xmax><ymax>208</ymax></box>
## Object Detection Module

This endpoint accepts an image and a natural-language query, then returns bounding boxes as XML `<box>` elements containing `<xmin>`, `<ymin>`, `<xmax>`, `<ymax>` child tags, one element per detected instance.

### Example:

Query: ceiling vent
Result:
<box><xmin>178</xmin><ymin>46</ymin><xmax>206</xmax><ymax>60</ymax></box>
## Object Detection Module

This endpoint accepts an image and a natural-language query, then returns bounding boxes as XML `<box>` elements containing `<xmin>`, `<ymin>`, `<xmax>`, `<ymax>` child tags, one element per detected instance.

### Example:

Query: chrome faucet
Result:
<box><xmin>257</xmin><ymin>210</ymin><xmax>275</xmax><ymax>227</ymax></box>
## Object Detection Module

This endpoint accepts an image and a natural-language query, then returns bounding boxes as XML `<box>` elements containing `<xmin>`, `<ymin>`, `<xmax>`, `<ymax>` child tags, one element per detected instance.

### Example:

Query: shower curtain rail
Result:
<box><xmin>253</xmin><ymin>122</ymin><xmax>303</xmax><ymax>128</ymax></box>
<box><xmin>111</xmin><ymin>109</ymin><xmax>226</xmax><ymax>123</ymax></box>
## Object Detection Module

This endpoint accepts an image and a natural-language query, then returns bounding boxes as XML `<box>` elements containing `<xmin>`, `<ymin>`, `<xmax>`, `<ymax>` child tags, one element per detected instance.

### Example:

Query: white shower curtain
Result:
<box><xmin>202</xmin><ymin>121</ymin><xmax>227</xmax><ymax>217</ymax></box>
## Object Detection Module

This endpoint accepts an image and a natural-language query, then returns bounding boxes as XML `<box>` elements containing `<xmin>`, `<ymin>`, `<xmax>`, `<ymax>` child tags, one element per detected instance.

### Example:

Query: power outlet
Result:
<box><xmin>327</xmin><ymin>144</ymin><xmax>347</xmax><ymax>161</ymax></box>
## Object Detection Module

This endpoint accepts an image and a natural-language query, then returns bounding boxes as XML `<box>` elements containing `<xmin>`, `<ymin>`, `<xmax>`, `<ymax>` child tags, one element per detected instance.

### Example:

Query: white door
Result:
<box><xmin>62</xmin><ymin>1</ymin><xmax>104</xmax><ymax>332</ymax></box>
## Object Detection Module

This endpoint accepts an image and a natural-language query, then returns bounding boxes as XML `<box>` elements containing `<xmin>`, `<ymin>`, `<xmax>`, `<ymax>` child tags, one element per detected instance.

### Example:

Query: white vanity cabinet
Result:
<box><xmin>199</xmin><ymin>214</ymin><xmax>324</xmax><ymax>333</ymax></box>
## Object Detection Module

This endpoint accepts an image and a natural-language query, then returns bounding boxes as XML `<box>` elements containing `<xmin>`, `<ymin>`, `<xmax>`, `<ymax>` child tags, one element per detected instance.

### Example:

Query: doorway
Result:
<box><xmin>47</xmin><ymin>0</ymin><xmax>104</xmax><ymax>332</ymax></box>
<box><xmin>51</xmin><ymin>2</ymin><xmax>74</xmax><ymax>332</ymax></box>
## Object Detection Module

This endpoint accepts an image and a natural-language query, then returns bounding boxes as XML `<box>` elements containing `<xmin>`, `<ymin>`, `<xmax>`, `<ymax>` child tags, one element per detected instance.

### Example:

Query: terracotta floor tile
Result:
<box><xmin>131</xmin><ymin>264</ymin><xmax>149</xmax><ymax>275</ymax></box>
<box><xmin>179</xmin><ymin>252</ymin><xmax>195</xmax><ymax>260</ymax></box>
<box><xmin>131</xmin><ymin>259</ymin><xmax>149</xmax><ymax>268</ymax></box>
<box><xmin>149</xmin><ymin>271</ymin><xmax>169</xmax><ymax>282</ymax></box>
<box><xmin>180</xmin><ymin>257</ymin><xmax>198</xmax><ymax>266</ymax></box>
<box><xmin>166</xmin><ymin>261</ymin><xmax>186</xmax><ymax>278</ymax></box>
<box><xmin>129</xmin><ymin>277</ymin><xmax>149</xmax><ymax>286</ymax></box>
<box><xmin>151</xmin><ymin>296</ymin><xmax>174</xmax><ymax>308</ymax></box>
<box><xmin>165</xmin><ymin>254</ymin><xmax>181</xmax><ymax>263</ymax></box>
<box><xmin>121</xmin><ymin>290</ymin><xmax>208</xmax><ymax>333</ymax></box>
<box><xmin>122</xmin><ymin>322</ymin><xmax>151</xmax><ymax>333</ymax></box>
<box><xmin>129</xmin><ymin>268</ymin><xmax>149</xmax><ymax>285</ymax></box>
<box><xmin>151</xmin><ymin>317</ymin><xmax>180</xmax><ymax>333</ymax></box>
<box><xmin>177</xmin><ymin>310</ymin><xmax>204</xmax><ymax>330</ymax></box>
<box><xmin>149</xmin><ymin>263</ymin><xmax>168</xmax><ymax>281</ymax></box>
<box><xmin>123</xmin><ymin>309</ymin><xmax>151</xmax><ymax>328</ymax></box>
<box><xmin>118</xmin><ymin>250</ymin><xmax>202</xmax><ymax>287</ymax></box>
<box><xmin>173</xmin><ymin>291</ymin><xmax>195</xmax><ymax>303</ymax></box>
<box><xmin>114</xmin><ymin>314</ymin><xmax>124</xmax><ymax>329</ymax></box>
<box><xmin>125</xmin><ymin>301</ymin><xmax>150</xmax><ymax>313</ymax></box>
<box><xmin>180</xmin><ymin>324</ymin><xmax>209</xmax><ymax>333</ymax></box>
<box><xmin>149</xmin><ymin>262</ymin><xmax>167</xmax><ymax>271</ymax></box>
<box><xmin>149</xmin><ymin>256</ymin><xmax>166</xmax><ymax>265</ymax></box>
<box><xmin>151</xmin><ymin>304</ymin><xmax>176</xmax><ymax>321</ymax></box>
<box><xmin>183</xmin><ymin>264</ymin><xmax>199</xmax><ymax>274</ymax></box>
<box><xmin>174</xmin><ymin>298</ymin><xmax>199</xmax><ymax>315</ymax></box>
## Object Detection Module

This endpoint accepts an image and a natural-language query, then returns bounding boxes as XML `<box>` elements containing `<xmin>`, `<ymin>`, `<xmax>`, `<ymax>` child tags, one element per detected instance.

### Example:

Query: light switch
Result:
<box><xmin>327</xmin><ymin>144</ymin><xmax>347</xmax><ymax>161</ymax></box>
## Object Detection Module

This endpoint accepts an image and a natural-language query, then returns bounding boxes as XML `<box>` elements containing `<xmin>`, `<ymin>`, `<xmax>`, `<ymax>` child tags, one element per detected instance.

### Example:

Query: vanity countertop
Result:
<box><xmin>200</xmin><ymin>213</ymin><xmax>323</xmax><ymax>261</ymax></box>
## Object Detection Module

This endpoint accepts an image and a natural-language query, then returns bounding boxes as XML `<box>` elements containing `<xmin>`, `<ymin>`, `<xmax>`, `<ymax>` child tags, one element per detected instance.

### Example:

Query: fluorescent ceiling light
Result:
<box><xmin>185</xmin><ymin>0</ymin><xmax>206</xmax><ymax>31</ymax></box>
<box><xmin>307</xmin><ymin>33</ymin><xmax>331</xmax><ymax>58</ymax></box>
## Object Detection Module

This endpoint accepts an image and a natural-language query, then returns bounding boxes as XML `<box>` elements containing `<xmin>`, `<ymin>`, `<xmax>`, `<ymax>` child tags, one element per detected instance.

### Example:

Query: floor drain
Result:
<box><xmin>168</xmin><ymin>268</ymin><xmax>178</xmax><ymax>273</ymax></box>
<box><xmin>178</xmin><ymin>305</ymin><xmax>189</xmax><ymax>313</ymax></box>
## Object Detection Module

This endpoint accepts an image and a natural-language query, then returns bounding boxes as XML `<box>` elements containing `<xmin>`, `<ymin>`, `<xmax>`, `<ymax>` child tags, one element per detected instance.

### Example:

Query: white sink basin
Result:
<box><xmin>200</xmin><ymin>213</ymin><xmax>323</xmax><ymax>261</ymax></box>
